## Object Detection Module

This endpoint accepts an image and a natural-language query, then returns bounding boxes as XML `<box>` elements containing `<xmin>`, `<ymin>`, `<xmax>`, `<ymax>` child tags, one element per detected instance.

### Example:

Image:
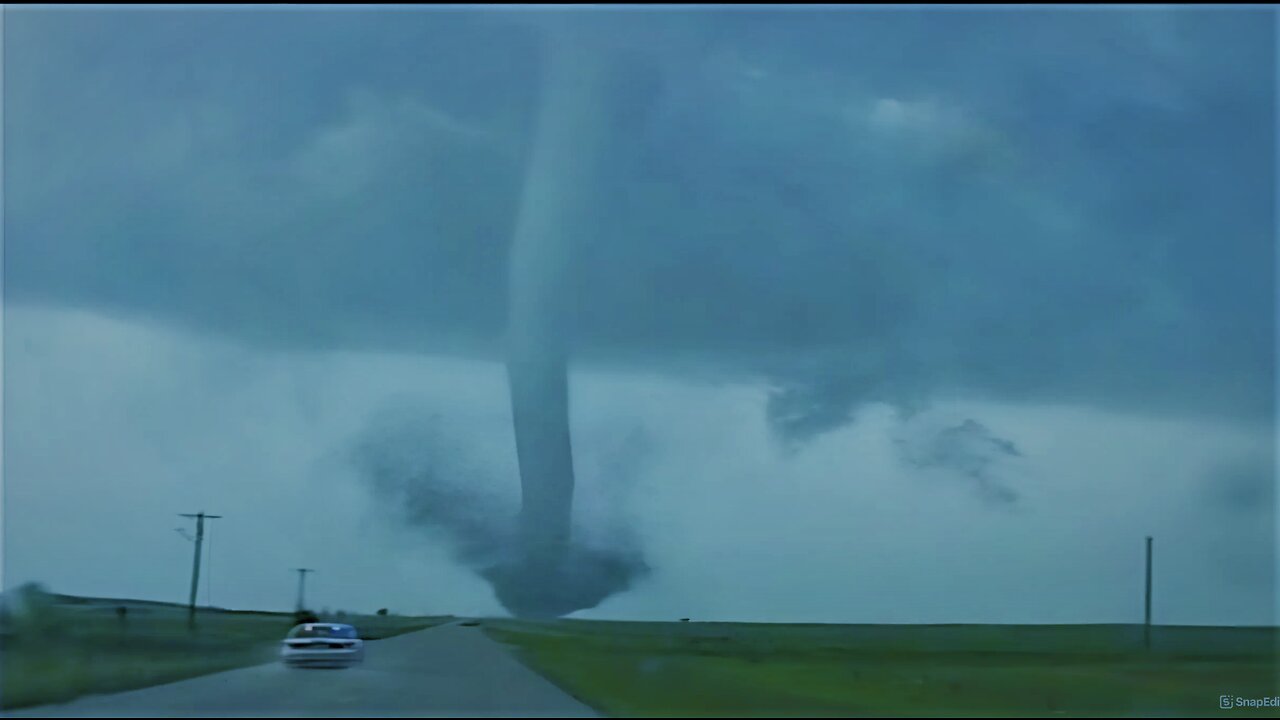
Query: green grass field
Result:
<box><xmin>0</xmin><ymin>590</ymin><xmax>448</xmax><ymax>710</ymax></box>
<box><xmin>485</xmin><ymin>619</ymin><xmax>1280</xmax><ymax>717</ymax></box>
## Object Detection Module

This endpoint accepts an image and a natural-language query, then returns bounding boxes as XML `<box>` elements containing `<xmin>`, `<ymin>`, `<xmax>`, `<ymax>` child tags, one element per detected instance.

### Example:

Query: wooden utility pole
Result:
<box><xmin>179</xmin><ymin>512</ymin><xmax>221</xmax><ymax>631</ymax></box>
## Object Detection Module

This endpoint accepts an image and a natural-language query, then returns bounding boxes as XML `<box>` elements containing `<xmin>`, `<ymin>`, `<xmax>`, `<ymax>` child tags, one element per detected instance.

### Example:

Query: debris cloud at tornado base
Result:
<box><xmin>350</xmin><ymin>402</ymin><xmax>650</xmax><ymax>618</ymax></box>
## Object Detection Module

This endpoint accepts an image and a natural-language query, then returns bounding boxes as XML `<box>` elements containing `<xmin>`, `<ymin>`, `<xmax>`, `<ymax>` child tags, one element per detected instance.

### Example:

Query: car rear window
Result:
<box><xmin>287</xmin><ymin>624</ymin><xmax>357</xmax><ymax>639</ymax></box>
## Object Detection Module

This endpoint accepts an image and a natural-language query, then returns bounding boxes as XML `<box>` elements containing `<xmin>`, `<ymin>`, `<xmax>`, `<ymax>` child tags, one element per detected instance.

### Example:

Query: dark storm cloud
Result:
<box><xmin>6</xmin><ymin>7</ymin><xmax>1275</xmax><ymax>436</ymax></box>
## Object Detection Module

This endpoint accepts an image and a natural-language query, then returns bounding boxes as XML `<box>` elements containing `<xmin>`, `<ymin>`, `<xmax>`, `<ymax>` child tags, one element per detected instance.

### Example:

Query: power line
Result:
<box><xmin>206</xmin><ymin>521</ymin><xmax>214</xmax><ymax>609</ymax></box>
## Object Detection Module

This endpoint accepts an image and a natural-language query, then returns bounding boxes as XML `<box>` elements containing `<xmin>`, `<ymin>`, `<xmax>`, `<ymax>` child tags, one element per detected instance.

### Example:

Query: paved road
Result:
<box><xmin>5</xmin><ymin>624</ymin><xmax>597</xmax><ymax>718</ymax></box>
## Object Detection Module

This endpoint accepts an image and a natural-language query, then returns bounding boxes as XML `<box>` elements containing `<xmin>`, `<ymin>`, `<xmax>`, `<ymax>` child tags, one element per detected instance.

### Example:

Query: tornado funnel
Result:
<box><xmin>495</xmin><ymin>27</ymin><xmax>634</xmax><ymax>617</ymax></box>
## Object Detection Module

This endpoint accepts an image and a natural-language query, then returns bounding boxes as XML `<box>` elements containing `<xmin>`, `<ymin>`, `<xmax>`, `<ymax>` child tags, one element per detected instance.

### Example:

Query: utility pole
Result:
<box><xmin>179</xmin><ymin>512</ymin><xmax>222</xmax><ymax>631</ymax></box>
<box><xmin>294</xmin><ymin>568</ymin><xmax>315</xmax><ymax>612</ymax></box>
<box><xmin>1144</xmin><ymin>535</ymin><xmax>1154</xmax><ymax>651</ymax></box>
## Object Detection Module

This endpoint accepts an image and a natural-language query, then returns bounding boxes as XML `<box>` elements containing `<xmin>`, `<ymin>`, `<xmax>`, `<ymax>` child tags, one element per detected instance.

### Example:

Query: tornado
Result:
<box><xmin>485</xmin><ymin>26</ymin><xmax>644</xmax><ymax>618</ymax></box>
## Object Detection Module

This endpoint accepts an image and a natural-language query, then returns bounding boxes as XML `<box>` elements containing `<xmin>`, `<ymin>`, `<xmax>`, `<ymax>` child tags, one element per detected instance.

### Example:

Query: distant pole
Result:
<box><xmin>294</xmin><ymin>568</ymin><xmax>315</xmax><ymax>612</ymax></box>
<box><xmin>179</xmin><ymin>512</ymin><xmax>222</xmax><ymax>631</ymax></box>
<box><xmin>1144</xmin><ymin>535</ymin><xmax>1153</xmax><ymax>650</ymax></box>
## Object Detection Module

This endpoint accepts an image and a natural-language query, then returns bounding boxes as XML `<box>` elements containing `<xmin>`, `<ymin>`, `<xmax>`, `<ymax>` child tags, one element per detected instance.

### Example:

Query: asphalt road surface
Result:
<box><xmin>5</xmin><ymin>623</ymin><xmax>598</xmax><ymax>718</ymax></box>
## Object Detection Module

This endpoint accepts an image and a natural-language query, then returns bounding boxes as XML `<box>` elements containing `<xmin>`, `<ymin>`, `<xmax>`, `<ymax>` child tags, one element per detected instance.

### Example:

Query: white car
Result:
<box><xmin>280</xmin><ymin>622</ymin><xmax>365</xmax><ymax>668</ymax></box>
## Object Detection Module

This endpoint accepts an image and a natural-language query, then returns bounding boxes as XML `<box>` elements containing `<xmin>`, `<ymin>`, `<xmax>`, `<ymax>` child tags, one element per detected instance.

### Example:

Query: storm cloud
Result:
<box><xmin>3</xmin><ymin>7</ymin><xmax>1275</xmax><ymax>623</ymax></box>
<box><xmin>5</xmin><ymin>7</ymin><xmax>1274</xmax><ymax>436</ymax></box>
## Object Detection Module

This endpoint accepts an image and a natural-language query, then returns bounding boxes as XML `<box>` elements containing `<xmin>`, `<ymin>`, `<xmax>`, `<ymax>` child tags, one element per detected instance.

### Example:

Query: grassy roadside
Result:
<box><xmin>486</xmin><ymin>619</ymin><xmax>1280</xmax><ymax>717</ymax></box>
<box><xmin>0</xmin><ymin>590</ymin><xmax>447</xmax><ymax>710</ymax></box>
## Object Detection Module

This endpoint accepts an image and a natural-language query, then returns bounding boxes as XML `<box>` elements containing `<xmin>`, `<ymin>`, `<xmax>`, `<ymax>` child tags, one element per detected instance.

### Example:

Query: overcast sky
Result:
<box><xmin>3</xmin><ymin>6</ymin><xmax>1276</xmax><ymax>625</ymax></box>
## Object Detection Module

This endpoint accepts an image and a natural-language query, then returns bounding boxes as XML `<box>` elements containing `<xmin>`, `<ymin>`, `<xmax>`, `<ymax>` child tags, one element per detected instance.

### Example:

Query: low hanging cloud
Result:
<box><xmin>3</xmin><ymin>304</ymin><xmax>1274</xmax><ymax>625</ymax></box>
<box><xmin>894</xmin><ymin>417</ymin><xmax>1025</xmax><ymax>504</ymax></box>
